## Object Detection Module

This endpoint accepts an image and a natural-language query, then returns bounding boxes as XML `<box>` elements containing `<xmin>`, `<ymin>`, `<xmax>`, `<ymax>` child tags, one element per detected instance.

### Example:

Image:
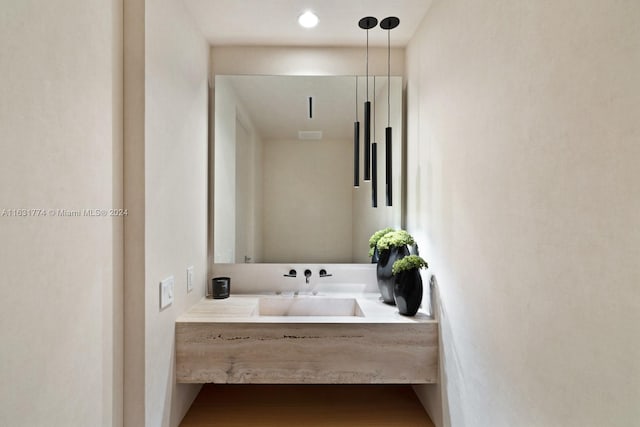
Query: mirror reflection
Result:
<box><xmin>214</xmin><ymin>75</ymin><xmax>403</xmax><ymax>264</ymax></box>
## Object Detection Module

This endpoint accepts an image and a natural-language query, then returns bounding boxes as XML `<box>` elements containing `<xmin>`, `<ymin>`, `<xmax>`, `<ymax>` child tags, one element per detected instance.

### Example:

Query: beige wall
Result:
<box><xmin>1</xmin><ymin>4</ymin><xmax>208</xmax><ymax>425</ymax></box>
<box><xmin>124</xmin><ymin>0</ymin><xmax>209</xmax><ymax>426</ymax></box>
<box><xmin>213</xmin><ymin>77</ymin><xmax>264</xmax><ymax>263</ymax></box>
<box><xmin>212</xmin><ymin>77</ymin><xmax>237</xmax><ymax>262</ymax></box>
<box><xmin>406</xmin><ymin>1</ymin><xmax>640</xmax><ymax>426</ymax></box>
<box><xmin>262</xmin><ymin>139</ymin><xmax>352</xmax><ymax>263</ymax></box>
<box><xmin>143</xmin><ymin>0</ymin><xmax>209</xmax><ymax>426</ymax></box>
<box><xmin>123</xmin><ymin>0</ymin><xmax>145</xmax><ymax>425</ymax></box>
<box><xmin>211</xmin><ymin>46</ymin><xmax>405</xmax><ymax>77</ymax></box>
<box><xmin>0</xmin><ymin>1</ymin><xmax>123</xmax><ymax>426</ymax></box>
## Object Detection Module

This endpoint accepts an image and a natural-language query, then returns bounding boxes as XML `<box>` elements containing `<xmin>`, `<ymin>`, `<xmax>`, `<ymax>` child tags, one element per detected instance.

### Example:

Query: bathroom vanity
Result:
<box><xmin>175</xmin><ymin>292</ymin><xmax>438</xmax><ymax>384</ymax></box>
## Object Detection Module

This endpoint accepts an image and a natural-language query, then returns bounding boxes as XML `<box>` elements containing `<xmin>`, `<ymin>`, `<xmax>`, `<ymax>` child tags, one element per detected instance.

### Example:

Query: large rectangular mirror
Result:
<box><xmin>213</xmin><ymin>74</ymin><xmax>403</xmax><ymax>264</ymax></box>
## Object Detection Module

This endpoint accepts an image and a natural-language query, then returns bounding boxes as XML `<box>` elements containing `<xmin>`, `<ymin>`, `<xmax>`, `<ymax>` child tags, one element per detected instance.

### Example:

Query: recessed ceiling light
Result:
<box><xmin>298</xmin><ymin>11</ymin><xmax>319</xmax><ymax>28</ymax></box>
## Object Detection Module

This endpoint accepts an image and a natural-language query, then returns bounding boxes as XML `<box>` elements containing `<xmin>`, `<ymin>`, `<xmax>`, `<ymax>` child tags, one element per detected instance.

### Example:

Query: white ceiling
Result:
<box><xmin>224</xmin><ymin>75</ymin><xmax>353</xmax><ymax>141</ymax></box>
<box><xmin>182</xmin><ymin>0</ymin><xmax>432</xmax><ymax>47</ymax></box>
<box><xmin>219</xmin><ymin>75</ymin><xmax>394</xmax><ymax>141</ymax></box>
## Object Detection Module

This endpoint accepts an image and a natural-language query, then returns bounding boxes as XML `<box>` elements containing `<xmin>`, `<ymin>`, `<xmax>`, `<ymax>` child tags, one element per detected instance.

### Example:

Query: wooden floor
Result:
<box><xmin>180</xmin><ymin>384</ymin><xmax>435</xmax><ymax>427</ymax></box>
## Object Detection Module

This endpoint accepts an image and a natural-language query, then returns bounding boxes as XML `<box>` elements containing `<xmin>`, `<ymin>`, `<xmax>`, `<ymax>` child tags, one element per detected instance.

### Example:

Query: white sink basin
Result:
<box><xmin>257</xmin><ymin>296</ymin><xmax>364</xmax><ymax>317</ymax></box>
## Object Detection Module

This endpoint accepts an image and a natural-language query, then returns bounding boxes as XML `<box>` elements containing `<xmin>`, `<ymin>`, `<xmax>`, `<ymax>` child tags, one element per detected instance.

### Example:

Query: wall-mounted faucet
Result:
<box><xmin>304</xmin><ymin>269</ymin><xmax>312</xmax><ymax>284</ymax></box>
<box><xmin>283</xmin><ymin>269</ymin><xmax>297</xmax><ymax>278</ymax></box>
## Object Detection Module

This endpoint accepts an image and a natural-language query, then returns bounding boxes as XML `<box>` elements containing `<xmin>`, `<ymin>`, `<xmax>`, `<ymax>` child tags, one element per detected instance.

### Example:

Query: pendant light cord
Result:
<box><xmin>355</xmin><ymin>75</ymin><xmax>358</xmax><ymax>119</ymax></box>
<box><xmin>387</xmin><ymin>30</ymin><xmax>391</xmax><ymax>127</ymax></box>
<box><xmin>366</xmin><ymin>29</ymin><xmax>369</xmax><ymax>101</ymax></box>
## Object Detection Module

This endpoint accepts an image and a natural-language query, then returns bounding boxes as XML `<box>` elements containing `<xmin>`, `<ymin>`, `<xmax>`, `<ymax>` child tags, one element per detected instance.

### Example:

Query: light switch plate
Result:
<box><xmin>186</xmin><ymin>266</ymin><xmax>194</xmax><ymax>293</ymax></box>
<box><xmin>160</xmin><ymin>276</ymin><xmax>174</xmax><ymax>310</ymax></box>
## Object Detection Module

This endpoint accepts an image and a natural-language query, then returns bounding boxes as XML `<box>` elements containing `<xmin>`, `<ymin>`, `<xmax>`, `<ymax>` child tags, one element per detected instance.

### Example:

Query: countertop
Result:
<box><xmin>176</xmin><ymin>293</ymin><xmax>435</xmax><ymax>324</ymax></box>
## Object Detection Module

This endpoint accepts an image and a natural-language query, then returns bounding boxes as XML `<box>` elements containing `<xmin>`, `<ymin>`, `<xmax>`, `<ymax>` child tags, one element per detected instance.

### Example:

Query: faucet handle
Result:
<box><xmin>283</xmin><ymin>269</ymin><xmax>297</xmax><ymax>278</ymax></box>
<box><xmin>319</xmin><ymin>269</ymin><xmax>333</xmax><ymax>278</ymax></box>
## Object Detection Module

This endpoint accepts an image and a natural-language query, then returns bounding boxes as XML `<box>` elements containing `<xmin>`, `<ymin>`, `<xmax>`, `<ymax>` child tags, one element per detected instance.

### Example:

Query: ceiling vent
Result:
<box><xmin>298</xmin><ymin>131</ymin><xmax>323</xmax><ymax>141</ymax></box>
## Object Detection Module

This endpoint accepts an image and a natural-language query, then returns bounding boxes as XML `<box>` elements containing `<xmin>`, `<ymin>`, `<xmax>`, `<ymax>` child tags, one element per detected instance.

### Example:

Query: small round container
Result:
<box><xmin>210</xmin><ymin>277</ymin><xmax>230</xmax><ymax>299</ymax></box>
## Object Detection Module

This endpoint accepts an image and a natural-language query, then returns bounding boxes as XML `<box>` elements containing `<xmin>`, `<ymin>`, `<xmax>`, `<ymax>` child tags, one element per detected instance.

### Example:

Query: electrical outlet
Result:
<box><xmin>160</xmin><ymin>276</ymin><xmax>174</xmax><ymax>310</ymax></box>
<box><xmin>187</xmin><ymin>266</ymin><xmax>194</xmax><ymax>293</ymax></box>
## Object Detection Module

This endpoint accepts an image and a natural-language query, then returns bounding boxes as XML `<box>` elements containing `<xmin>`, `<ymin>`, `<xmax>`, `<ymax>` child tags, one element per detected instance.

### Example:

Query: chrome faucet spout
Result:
<box><xmin>304</xmin><ymin>269</ymin><xmax>312</xmax><ymax>284</ymax></box>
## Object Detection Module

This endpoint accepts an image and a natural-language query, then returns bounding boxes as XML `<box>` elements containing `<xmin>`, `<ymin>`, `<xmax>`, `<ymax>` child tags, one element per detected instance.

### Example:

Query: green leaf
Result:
<box><xmin>392</xmin><ymin>255</ymin><xmax>428</xmax><ymax>275</ymax></box>
<box><xmin>368</xmin><ymin>227</ymin><xmax>395</xmax><ymax>249</ymax></box>
<box><xmin>376</xmin><ymin>230</ymin><xmax>415</xmax><ymax>251</ymax></box>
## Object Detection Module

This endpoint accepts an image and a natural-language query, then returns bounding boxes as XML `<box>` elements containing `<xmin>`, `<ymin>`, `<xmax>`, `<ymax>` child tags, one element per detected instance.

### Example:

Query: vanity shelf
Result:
<box><xmin>176</xmin><ymin>294</ymin><xmax>438</xmax><ymax>384</ymax></box>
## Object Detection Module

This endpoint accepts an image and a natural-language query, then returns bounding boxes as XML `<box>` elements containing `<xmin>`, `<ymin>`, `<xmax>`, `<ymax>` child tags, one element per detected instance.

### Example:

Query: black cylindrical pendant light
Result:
<box><xmin>359</xmin><ymin>16</ymin><xmax>377</xmax><ymax>181</ymax></box>
<box><xmin>385</xmin><ymin>126</ymin><xmax>392</xmax><ymax>206</ymax></box>
<box><xmin>371</xmin><ymin>76</ymin><xmax>377</xmax><ymax>207</ymax></box>
<box><xmin>364</xmin><ymin>100</ymin><xmax>371</xmax><ymax>180</ymax></box>
<box><xmin>353</xmin><ymin>76</ymin><xmax>360</xmax><ymax>187</ymax></box>
<box><xmin>372</xmin><ymin>142</ymin><xmax>378</xmax><ymax>207</ymax></box>
<box><xmin>380</xmin><ymin>16</ymin><xmax>399</xmax><ymax>207</ymax></box>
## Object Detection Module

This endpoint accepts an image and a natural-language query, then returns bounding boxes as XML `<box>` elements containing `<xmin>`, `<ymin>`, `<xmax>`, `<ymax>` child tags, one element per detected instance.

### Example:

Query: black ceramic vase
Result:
<box><xmin>376</xmin><ymin>245</ymin><xmax>410</xmax><ymax>304</ymax></box>
<box><xmin>394</xmin><ymin>268</ymin><xmax>423</xmax><ymax>316</ymax></box>
<box><xmin>371</xmin><ymin>246</ymin><xmax>380</xmax><ymax>264</ymax></box>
